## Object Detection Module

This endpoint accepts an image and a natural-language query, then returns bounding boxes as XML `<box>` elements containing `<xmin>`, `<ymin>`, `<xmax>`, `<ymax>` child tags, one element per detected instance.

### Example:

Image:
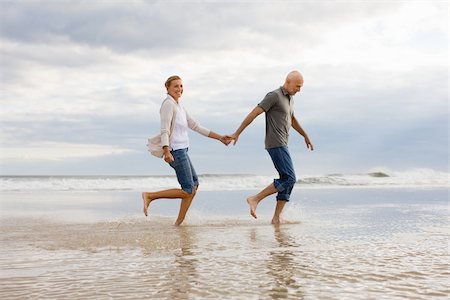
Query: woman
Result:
<box><xmin>142</xmin><ymin>75</ymin><xmax>230</xmax><ymax>226</ymax></box>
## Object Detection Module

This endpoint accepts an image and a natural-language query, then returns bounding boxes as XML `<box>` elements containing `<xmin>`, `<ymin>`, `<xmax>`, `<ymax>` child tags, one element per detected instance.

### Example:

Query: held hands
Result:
<box><xmin>219</xmin><ymin>135</ymin><xmax>232</xmax><ymax>146</ymax></box>
<box><xmin>219</xmin><ymin>133</ymin><xmax>238</xmax><ymax>146</ymax></box>
<box><xmin>228</xmin><ymin>132</ymin><xmax>239</xmax><ymax>145</ymax></box>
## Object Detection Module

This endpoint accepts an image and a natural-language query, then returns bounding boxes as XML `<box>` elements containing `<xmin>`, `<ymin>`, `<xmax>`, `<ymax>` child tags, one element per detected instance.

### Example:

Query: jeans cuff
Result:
<box><xmin>276</xmin><ymin>194</ymin><xmax>290</xmax><ymax>201</ymax></box>
<box><xmin>273</xmin><ymin>179</ymin><xmax>285</xmax><ymax>192</ymax></box>
<box><xmin>181</xmin><ymin>185</ymin><xmax>194</xmax><ymax>194</ymax></box>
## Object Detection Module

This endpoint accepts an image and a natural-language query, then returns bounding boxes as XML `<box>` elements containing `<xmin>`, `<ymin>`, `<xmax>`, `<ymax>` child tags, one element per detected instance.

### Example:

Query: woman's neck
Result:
<box><xmin>168</xmin><ymin>94</ymin><xmax>179</xmax><ymax>103</ymax></box>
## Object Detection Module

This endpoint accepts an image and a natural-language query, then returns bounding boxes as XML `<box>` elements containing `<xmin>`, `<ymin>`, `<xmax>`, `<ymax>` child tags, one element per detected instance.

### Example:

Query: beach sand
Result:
<box><xmin>1</xmin><ymin>188</ymin><xmax>449</xmax><ymax>299</ymax></box>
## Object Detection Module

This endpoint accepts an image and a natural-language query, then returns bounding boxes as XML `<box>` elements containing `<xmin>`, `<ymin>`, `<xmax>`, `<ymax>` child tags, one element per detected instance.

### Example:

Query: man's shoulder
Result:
<box><xmin>268</xmin><ymin>86</ymin><xmax>283</xmax><ymax>94</ymax></box>
<box><xmin>264</xmin><ymin>89</ymin><xmax>280</xmax><ymax>100</ymax></box>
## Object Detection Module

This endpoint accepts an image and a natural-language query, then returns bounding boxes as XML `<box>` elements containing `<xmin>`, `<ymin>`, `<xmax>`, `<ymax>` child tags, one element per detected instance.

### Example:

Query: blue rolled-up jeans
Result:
<box><xmin>169</xmin><ymin>148</ymin><xmax>198</xmax><ymax>194</ymax></box>
<box><xmin>267</xmin><ymin>146</ymin><xmax>296</xmax><ymax>201</ymax></box>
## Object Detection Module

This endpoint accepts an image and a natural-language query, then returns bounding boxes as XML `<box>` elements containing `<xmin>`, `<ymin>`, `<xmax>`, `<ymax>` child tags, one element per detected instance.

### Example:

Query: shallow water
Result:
<box><xmin>1</xmin><ymin>188</ymin><xmax>449</xmax><ymax>299</ymax></box>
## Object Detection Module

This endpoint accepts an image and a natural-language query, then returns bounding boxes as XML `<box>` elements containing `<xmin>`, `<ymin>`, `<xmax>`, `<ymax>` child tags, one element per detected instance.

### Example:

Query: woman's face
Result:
<box><xmin>167</xmin><ymin>79</ymin><xmax>183</xmax><ymax>100</ymax></box>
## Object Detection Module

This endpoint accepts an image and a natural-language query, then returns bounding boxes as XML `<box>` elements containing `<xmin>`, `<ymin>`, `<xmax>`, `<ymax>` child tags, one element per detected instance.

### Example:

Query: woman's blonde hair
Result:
<box><xmin>165</xmin><ymin>75</ymin><xmax>181</xmax><ymax>89</ymax></box>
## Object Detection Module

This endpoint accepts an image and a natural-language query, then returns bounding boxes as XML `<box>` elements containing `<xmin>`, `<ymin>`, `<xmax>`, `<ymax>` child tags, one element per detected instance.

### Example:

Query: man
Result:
<box><xmin>229</xmin><ymin>70</ymin><xmax>314</xmax><ymax>224</ymax></box>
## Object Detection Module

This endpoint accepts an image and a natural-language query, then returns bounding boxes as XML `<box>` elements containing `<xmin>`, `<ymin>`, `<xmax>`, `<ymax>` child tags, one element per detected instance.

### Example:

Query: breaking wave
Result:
<box><xmin>1</xmin><ymin>169</ymin><xmax>448</xmax><ymax>192</ymax></box>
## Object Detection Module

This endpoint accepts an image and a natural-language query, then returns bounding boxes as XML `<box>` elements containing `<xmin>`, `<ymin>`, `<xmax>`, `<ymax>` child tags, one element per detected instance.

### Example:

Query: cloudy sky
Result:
<box><xmin>0</xmin><ymin>0</ymin><xmax>448</xmax><ymax>175</ymax></box>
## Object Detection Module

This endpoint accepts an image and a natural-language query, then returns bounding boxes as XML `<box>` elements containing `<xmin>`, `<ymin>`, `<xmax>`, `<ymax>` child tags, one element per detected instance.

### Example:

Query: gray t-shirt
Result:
<box><xmin>257</xmin><ymin>87</ymin><xmax>294</xmax><ymax>149</ymax></box>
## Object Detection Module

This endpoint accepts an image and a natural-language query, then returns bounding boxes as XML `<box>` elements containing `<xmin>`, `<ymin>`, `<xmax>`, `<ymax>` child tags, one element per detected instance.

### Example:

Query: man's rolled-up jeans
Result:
<box><xmin>267</xmin><ymin>146</ymin><xmax>296</xmax><ymax>201</ymax></box>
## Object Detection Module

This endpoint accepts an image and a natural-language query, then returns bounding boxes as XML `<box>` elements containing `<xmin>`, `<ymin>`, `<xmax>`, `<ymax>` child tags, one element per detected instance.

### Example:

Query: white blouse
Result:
<box><xmin>171</xmin><ymin>102</ymin><xmax>189</xmax><ymax>150</ymax></box>
<box><xmin>159</xmin><ymin>95</ymin><xmax>210</xmax><ymax>150</ymax></box>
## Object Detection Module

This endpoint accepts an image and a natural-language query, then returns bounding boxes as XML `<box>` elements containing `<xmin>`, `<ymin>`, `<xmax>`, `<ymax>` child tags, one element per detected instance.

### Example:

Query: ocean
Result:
<box><xmin>0</xmin><ymin>170</ymin><xmax>448</xmax><ymax>299</ymax></box>
<box><xmin>1</xmin><ymin>169</ymin><xmax>448</xmax><ymax>193</ymax></box>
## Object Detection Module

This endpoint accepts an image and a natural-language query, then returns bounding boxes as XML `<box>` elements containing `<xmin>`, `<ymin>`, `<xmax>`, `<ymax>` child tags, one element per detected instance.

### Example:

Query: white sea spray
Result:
<box><xmin>1</xmin><ymin>169</ymin><xmax>448</xmax><ymax>191</ymax></box>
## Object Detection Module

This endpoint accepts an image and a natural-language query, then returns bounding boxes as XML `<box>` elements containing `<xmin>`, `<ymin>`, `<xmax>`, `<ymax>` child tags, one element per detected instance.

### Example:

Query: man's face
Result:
<box><xmin>286</xmin><ymin>77</ymin><xmax>304</xmax><ymax>96</ymax></box>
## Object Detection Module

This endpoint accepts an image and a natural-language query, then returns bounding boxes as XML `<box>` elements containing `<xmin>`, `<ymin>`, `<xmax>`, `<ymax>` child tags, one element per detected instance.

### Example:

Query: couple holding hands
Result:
<box><xmin>143</xmin><ymin>71</ymin><xmax>314</xmax><ymax>226</ymax></box>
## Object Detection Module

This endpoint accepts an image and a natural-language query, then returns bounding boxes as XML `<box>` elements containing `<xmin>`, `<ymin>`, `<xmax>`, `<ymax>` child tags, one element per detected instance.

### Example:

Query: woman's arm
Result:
<box><xmin>160</xmin><ymin>100</ymin><xmax>175</xmax><ymax>162</ymax></box>
<box><xmin>185</xmin><ymin>110</ymin><xmax>229</xmax><ymax>145</ymax></box>
<box><xmin>208</xmin><ymin>131</ymin><xmax>231</xmax><ymax>145</ymax></box>
<box><xmin>160</xmin><ymin>100</ymin><xmax>174</xmax><ymax>148</ymax></box>
<box><xmin>185</xmin><ymin>110</ymin><xmax>210</xmax><ymax>137</ymax></box>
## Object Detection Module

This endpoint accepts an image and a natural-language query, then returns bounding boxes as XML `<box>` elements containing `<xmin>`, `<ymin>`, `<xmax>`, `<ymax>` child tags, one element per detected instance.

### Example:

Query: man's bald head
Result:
<box><xmin>283</xmin><ymin>70</ymin><xmax>304</xmax><ymax>96</ymax></box>
<box><xmin>286</xmin><ymin>70</ymin><xmax>303</xmax><ymax>82</ymax></box>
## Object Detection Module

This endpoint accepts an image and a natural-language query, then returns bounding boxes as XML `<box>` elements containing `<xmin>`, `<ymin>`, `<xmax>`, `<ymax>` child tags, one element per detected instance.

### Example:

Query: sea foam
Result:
<box><xmin>1</xmin><ymin>169</ymin><xmax>448</xmax><ymax>192</ymax></box>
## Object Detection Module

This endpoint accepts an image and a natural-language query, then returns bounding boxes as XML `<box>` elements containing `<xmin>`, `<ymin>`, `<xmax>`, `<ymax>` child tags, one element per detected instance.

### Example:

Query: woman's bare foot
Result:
<box><xmin>142</xmin><ymin>192</ymin><xmax>153</xmax><ymax>216</ymax></box>
<box><xmin>247</xmin><ymin>196</ymin><xmax>258</xmax><ymax>219</ymax></box>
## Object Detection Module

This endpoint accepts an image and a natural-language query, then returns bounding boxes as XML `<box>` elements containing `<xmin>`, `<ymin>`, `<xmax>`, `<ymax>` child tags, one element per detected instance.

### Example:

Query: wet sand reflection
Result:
<box><xmin>169</xmin><ymin>226</ymin><xmax>199</xmax><ymax>299</ymax></box>
<box><xmin>267</xmin><ymin>225</ymin><xmax>305</xmax><ymax>299</ymax></box>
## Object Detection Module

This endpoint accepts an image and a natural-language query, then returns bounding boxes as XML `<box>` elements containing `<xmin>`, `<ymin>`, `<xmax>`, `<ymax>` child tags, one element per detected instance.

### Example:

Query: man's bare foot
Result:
<box><xmin>174</xmin><ymin>219</ymin><xmax>183</xmax><ymax>226</ymax></box>
<box><xmin>271</xmin><ymin>217</ymin><xmax>281</xmax><ymax>225</ymax></box>
<box><xmin>247</xmin><ymin>196</ymin><xmax>258</xmax><ymax>219</ymax></box>
<box><xmin>142</xmin><ymin>192</ymin><xmax>152</xmax><ymax>216</ymax></box>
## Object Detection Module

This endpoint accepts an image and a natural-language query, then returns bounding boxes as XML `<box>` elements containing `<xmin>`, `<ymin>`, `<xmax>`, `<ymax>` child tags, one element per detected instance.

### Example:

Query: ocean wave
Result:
<box><xmin>0</xmin><ymin>169</ymin><xmax>448</xmax><ymax>192</ymax></box>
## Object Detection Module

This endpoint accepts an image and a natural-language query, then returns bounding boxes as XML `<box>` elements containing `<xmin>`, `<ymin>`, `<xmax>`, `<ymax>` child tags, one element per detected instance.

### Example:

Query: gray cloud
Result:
<box><xmin>1</xmin><ymin>1</ymin><xmax>400</xmax><ymax>53</ymax></box>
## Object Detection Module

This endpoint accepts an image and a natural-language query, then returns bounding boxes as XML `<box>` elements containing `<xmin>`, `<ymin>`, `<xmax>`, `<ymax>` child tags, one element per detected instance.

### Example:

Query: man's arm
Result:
<box><xmin>292</xmin><ymin>115</ymin><xmax>314</xmax><ymax>151</ymax></box>
<box><xmin>230</xmin><ymin>106</ymin><xmax>264</xmax><ymax>145</ymax></box>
